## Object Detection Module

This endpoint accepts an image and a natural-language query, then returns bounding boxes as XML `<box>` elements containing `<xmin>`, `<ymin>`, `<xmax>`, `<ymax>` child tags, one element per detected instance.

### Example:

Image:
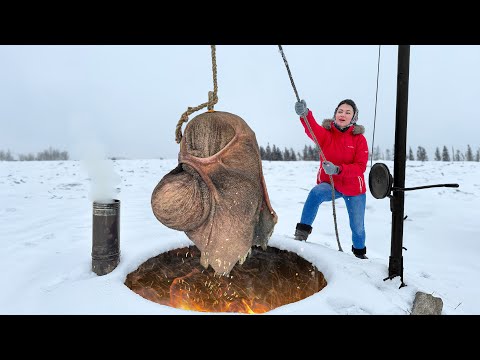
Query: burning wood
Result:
<box><xmin>151</xmin><ymin>111</ymin><xmax>278</xmax><ymax>275</ymax></box>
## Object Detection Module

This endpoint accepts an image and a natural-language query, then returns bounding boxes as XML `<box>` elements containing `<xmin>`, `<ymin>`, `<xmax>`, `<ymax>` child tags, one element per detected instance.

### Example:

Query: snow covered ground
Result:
<box><xmin>1</xmin><ymin>159</ymin><xmax>478</xmax><ymax>314</ymax></box>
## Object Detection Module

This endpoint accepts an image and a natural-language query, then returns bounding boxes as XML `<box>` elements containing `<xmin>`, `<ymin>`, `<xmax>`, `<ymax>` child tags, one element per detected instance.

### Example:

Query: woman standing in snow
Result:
<box><xmin>293</xmin><ymin>99</ymin><xmax>369</xmax><ymax>259</ymax></box>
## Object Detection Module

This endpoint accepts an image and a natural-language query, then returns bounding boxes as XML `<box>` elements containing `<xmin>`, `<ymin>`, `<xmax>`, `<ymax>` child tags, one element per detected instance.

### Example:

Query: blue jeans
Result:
<box><xmin>300</xmin><ymin>182</ymin><xmax>366</xmax><ymax>250</ymax></box>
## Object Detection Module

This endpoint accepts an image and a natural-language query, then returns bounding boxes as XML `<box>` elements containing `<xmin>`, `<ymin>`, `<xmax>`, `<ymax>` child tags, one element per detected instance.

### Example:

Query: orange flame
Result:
<box><xmin>168</xmin><ymin>268</ymin><xmax>271</xmax><ymax>313</ymax></box>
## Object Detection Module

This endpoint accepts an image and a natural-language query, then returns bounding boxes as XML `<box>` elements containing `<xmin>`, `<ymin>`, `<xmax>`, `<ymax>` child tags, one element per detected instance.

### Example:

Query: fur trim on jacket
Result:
<box><xmin>321</xmin><ymin>119</ymin><xmax>365</xmax><ymax>135</ymax></box>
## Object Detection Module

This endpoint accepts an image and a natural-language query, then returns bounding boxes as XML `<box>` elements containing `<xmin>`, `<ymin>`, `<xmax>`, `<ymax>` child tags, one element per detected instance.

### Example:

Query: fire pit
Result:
<box><xmin>125</xmin><ymin>245</ymin><xmax>327</xmax><ymax>314</ymax></box>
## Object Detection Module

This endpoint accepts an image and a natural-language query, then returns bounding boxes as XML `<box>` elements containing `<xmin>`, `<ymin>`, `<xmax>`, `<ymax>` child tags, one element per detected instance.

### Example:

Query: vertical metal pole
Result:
<box><xmin>388</xmin><ymin>45</ymin><xmax>410</xmax><ymax>286</ymax></box>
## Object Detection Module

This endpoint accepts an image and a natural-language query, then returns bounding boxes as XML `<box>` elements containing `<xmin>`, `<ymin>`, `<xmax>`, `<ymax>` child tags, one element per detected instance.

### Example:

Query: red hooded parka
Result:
<box><xmin>300</xmin><ymin>110</ymin><xmax>369</xmax><ymax>196</ymax></box>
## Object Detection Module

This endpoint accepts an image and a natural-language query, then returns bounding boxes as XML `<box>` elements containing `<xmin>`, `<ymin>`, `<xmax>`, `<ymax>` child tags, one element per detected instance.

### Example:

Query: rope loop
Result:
<box><xmin>175</xmin><ymin>45</ymin><xmax>219</xmax><ymax>144</ymax></box>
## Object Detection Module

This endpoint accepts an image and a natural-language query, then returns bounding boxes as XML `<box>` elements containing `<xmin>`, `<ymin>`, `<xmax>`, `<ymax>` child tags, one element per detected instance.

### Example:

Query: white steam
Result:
<box><xmin>68</xmin><ymin>113</ymin><xmax>121</xmax><ymax>203</ymax></box>
<box><xmin>81</xmin><ymin>143</ymin><xmax>121</xmax><ymax>203</ymax></box>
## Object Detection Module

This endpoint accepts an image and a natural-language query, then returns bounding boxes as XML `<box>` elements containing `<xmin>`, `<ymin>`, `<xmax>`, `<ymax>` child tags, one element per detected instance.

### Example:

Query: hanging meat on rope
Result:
<box><xmin>151</xmin><ymin>46</ymin><xmax>278</xmax><ymax>275</ymax></box>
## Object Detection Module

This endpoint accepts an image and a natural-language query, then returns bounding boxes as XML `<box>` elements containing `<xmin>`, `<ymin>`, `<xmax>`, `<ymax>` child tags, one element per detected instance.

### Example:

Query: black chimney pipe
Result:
<box><xmin>92</xmin><ymin>199</ymin><xmax>120</xmax><ymax>275</ymax></box>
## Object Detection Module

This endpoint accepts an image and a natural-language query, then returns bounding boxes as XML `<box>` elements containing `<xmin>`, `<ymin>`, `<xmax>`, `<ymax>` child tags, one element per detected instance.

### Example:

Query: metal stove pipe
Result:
<box><xmin>92</xmin><ymin>199</ymin><xmax>120</xmax><ymax>275</ymax></box>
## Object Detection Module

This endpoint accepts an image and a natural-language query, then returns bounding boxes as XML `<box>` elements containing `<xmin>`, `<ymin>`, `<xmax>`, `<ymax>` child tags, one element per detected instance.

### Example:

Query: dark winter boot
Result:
<box><xmin>294</xmin><ymin>223</ymin><xmax>312</xmax><ymax>241</ymax></box>
<box><xmin>352</xmin><ymin>245</ymin><xmax>368</xmax><ymax>259</ymax></box>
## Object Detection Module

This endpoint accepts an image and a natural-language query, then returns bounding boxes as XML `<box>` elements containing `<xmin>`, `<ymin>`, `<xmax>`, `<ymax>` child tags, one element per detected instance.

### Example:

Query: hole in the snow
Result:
<box><xmin>125</xmin><ymin>245</ymin><xmax>327</xmax><ymax>314</ymax></box>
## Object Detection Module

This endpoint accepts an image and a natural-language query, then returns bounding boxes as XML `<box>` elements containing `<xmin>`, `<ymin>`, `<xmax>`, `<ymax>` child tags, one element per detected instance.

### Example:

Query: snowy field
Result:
<box><xmin>1</xmin><ymin>159</ymin><xmax>478</xmax><ymax>315</ymax></box>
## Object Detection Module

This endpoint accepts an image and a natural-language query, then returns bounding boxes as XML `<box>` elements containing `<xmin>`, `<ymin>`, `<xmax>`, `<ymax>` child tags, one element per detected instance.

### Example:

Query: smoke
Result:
<box><xmin>81</xmin><ymin>143</ymin><xmax>121</xmax><ymax>203</ymax></box>
<box><xmin>68</xmin><ymin>113</ymin><xmax>121</xmax><ymax>203</ymax></box>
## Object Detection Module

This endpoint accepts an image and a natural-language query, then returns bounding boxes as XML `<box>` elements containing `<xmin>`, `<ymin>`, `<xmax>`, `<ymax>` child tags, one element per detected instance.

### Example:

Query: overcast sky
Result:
<box><xmin>1</xmin><ymin>45</ymin><xmax>479</xmax><ymax>160</ymax></box>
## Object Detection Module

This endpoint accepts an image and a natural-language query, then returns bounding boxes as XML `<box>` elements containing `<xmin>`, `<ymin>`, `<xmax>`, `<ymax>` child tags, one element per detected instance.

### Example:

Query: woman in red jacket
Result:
<box><xmin>294</xmin><ymin>99</ymin><xmax>369</xmax><ymax>259</ymax></box>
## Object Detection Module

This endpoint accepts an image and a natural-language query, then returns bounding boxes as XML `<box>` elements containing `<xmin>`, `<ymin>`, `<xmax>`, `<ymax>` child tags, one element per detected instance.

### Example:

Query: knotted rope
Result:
<box><xmin>175</xmin><ymin>45</ymin><xmax>219</xmax><ymax>144</ymax></box>
<box><xmin>278</xmin><ymin>45</ymin><xmax>343</xmax><ymax>252</ymax></box>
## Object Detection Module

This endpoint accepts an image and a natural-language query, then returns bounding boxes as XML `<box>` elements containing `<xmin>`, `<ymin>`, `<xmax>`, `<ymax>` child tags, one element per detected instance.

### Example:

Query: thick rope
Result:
<box><xmin>278</xmin><ymin>45</ymin><xmax>343</xmax><ymax>252</ymax></box>
<box><xmin>175</xmin><ymin>45</ymin><xmax>219</xmax><ymax>144</ymax></box>
<box><xmin>370</xmin><ymin>45</ymin><xmax>381</xmax><ymax>167</ymax></box>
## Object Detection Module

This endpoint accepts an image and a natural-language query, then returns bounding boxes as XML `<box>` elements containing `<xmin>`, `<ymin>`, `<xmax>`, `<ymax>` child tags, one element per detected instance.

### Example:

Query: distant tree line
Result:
<box><xmin>259</xmin><ymin>144</ymin><xmax>480</xmax><ymax>162</ymax></box>
<box><xmin>2</xmin><ymin>144</ymin><xmax>479</xmax><ymax>162</ymax></box>
<box><xmin>0</xmin><ymin>147</ymin><xmax>69</xmax><ymax>161</ymax></box>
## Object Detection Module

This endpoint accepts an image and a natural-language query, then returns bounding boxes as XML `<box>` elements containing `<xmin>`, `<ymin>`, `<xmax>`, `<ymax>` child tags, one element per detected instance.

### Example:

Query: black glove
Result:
<box><xmin>322</xmin><ymin>161</ymin><xmax>340</xmax><ymax>175</ymax></box>
<box><xmin>295</xmin><ymin>100</ymin><xmax>308</xmax><ymax>117</ymax></box>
